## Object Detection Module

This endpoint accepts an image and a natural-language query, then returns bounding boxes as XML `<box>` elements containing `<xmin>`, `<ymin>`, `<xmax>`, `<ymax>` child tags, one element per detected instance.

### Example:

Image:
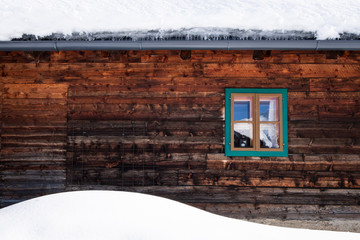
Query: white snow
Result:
<box><xmin>0</xmin><ymin>0</ymin><xmax>360</xmax><ymax>40</ymax></box>
<box><xmin>0</xmin><ymin>191</ymin><xmax>359</xmax><ymax>240</ymax></box>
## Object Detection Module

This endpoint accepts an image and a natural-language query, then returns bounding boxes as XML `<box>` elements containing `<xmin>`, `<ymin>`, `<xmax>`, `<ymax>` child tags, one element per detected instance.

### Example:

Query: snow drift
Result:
<box><xmin>0</xmin><ymin>191</ymin><xmax>359</xmax><ymax>240</ymax></box>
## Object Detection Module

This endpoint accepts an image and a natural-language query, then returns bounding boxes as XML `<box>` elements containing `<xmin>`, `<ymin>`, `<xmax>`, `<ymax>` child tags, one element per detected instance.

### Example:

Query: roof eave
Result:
<box><xmin>1</xmin><ymin>40</ymin><xmax>360</xmax><ymax>51</ymax></box>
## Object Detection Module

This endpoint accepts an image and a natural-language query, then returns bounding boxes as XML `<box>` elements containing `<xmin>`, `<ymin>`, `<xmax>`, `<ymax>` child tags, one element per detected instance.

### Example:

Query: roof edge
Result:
<box><xmin>1</xmin><ymin>40</ymin><xmax>360</xmax><ymax>51</ymax></box>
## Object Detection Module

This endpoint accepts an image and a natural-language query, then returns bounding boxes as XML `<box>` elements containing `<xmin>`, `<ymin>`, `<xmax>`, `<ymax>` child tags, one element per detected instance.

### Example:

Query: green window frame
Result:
<box><xmin>225</xmin><ymin>88</ymin><xmax>288</xmax><ymax>157</ymax></box>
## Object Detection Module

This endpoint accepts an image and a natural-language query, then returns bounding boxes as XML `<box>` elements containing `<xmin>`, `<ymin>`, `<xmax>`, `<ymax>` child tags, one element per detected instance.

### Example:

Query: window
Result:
<box><xmin>225</xmin><ymin>89</ymin><xmax>288</xmax><ymax>157</ymax></box>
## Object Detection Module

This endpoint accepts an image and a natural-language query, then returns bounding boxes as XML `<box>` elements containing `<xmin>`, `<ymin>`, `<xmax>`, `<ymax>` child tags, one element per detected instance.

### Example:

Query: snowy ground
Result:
<box><xmin>0</xmin><ymin>191</ymin><xmax>359</xmax><ymax>240</ymax></box>
<box><xmin>0</xmin><ymin>0</ymin><xmax>360</xmax><ymax>41</ymax></box>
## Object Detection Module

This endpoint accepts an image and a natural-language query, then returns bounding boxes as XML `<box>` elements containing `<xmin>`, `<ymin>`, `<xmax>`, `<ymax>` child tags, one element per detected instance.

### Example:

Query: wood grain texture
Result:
<box><xmin>0</xmin><ymin>81</ymin><xmax>68</xmax><ymax>206</ymax></box>
<box><xmin>1</xmin><ymin>50</ymin><xmax>360</xmax><ymax>222</ymax></box>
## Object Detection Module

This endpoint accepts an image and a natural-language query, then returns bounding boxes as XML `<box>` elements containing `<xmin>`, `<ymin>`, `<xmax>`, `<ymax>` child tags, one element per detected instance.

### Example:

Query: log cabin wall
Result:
<box><xmin>0</xmin><ymin>52</ymin><xmax>68</xmax><ymax>206</ymax></box>
<box><xmin>1</xmin><ymin>50</ymin><xmax>360</xmax><ymax>223</ymax></box>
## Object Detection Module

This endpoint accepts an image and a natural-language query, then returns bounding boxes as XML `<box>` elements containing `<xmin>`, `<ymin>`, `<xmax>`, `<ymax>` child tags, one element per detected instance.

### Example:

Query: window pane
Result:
<box><xmin>260</xmin><ymin>123</ymin><xmax>280</xmax><ymax>149</ymax></box>
<box><xmin>234</xmin><ymin>123</ymin><xmax>253</xmax><ymax>148</ymax></box>
<box><xmin>234</xmin><ymin>96</ymin><xmax>252</xmax><ymax>121</ymax></box>
<box><xmin>259</xmin><ymin>97</ymin><xmax>279</xmax><ymax>121</ymax></box>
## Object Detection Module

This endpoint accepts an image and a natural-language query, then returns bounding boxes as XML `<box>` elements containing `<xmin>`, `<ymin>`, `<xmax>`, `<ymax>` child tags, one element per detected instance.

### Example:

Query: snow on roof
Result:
<box><xmin>1</xmin><ymin>0</ymin><xmax>360</xmax><ymax>41</ymax></box>
<box><xmin>0</xmin><ymin>191</ymin><xmax>359</xmax><ymax>240</ymax></box>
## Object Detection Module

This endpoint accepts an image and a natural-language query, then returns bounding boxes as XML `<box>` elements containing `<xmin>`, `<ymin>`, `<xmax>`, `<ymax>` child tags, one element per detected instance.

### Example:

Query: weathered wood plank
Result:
<box><xmin>67</xmin><ymin>120</ymin><xmax>223</xmax><ymax>137</ymax></box>
<box><xmin>68</xmin><ymin>135</ymin><xmax>223</xmax><ymax>145</ymax></box>
<box><xmin>67</xmin><ymin>167</ymin><xmax>360</xmax><ymax>188</ymax></box>
<box><xmin>190</xmin><ymin>203</ymin><xmax>360</xmax><ymax>221</ymax></box>
<box><xmin>206</xmin><ymin>153</ymin><xmax>360</xmax><ymax>172</ymax></box>
<box><xmin>289</xmin><ymin>128</ymin><xmax>360</xmax><ymax>138</ymax></box>
<box><xmin>68</xmin><ymin>87</ymin><xmax>223</xmax><ymax>97</ymax></box>
<box><xmin>289</xmin><ymin>138</ymin><xmax>358</xmax><ymax>146</ymax></box>
<box><xmin>2</xmin><ymin>62</ymin><xmax>205</xmax><ymax>79</ymax></box>
<box><xmin>2</xmin><ymin>141</ymin><xmax>66</xmax><ymax>150</ymax></box>
<box><xmin>68</xmin><ymin>97</ymin><xmax>224</xmax><ymax>106</ymax></box>
<box><xmin>1</xmin><ymin>184</ymin><xmax>66</xmax><ymax>195</ymax></box>
<box><xmin>2</xmin><ymin>129</ymin><xmax>66</xmax><ymax>137</ymax></box>
<box><xmin>2</xmin><ymin>114</ymin><xmax>68</xmax><ymax>125</ymax></box>
<box><xmin>289</xmin><ymin>121</ymin><xmax>360</xmax><ymax>129</ymax></box>
<box><xmin>3</xmin><ymin>84</ymin><xmax>68</xmax><ymax>99</ymax></box>
<box><xmin>1</xmin><ymin>75</ymin><xmax>309</xmax><ymax>91</ymax></box>
<box><xmin>289</xmin><ymin>91</ymin><xmax>360</xmax><ymax>99</ymax></box>
<box><xmin>188</xmin><ymin>50</ymin><xmax>360</xmax><ymax>64</ymax></box>
<box><xmin>310</xmin><ymin>78</ymin><xmax>360</xmax><ymax>92</ymax></box>
<box><xmin>66</xmin><ymin>152</ymin><xmax>206</xmax><ymax>166</ymax></box>
<box><xmin>3</xmin><ymin>97</ymin><xmax>66</xmax><ymax>108</ymax></box>
<box><xmin>204</xmin><ymin>63</ymin><xmax>360</xmax><ymax>78</ymax></box>
<box><xmin>177</xmin><ymin>169</ymin><xmax>360</xmax><ymax>188</ymax></box>
<box><xmin>1</xmin><ymin>152</ymin><xmax>66</xmax><ymax>160</ymax></box>
<box><xmin>0</xmin><ymin>76</ymin><xmax>311</xmax><ymax>92</ymax></box>
<box><xmin>289</xmin><ymin>121</ymin><xmax>360</xmax><ymax>138</ymax></box>
<box><xmin>4</xmin><ymin>62</ymin><xmax>360</xmax><ymax>80</ymax></box>
<box><xmin>68</xmin><ymin>103</ymin><xmax>222</xmax><ymax>113</ymax></box>
<box><xmin>67</xmin><ymin>135</ymin><xmax>224</xmax><ymax>154</ymax></box>
<box><xmin>1</xmin><ymin>162</ymin><xmax>66</xmax><ymax>171</ymax></box>
<box><xmin>65</xmin><ymin>185</ymin><xmax>360</xmax><ymax>206</ymax></box>
<box><xmin>1</xmin><ymin>148</ymin><xmax>67</xmax><ymax>155</ymax></box>
<box><xmin>68</xmin><ymin>110</ymin><xmax>223</xmax><ymax>121</ymax></box>
<box><xmin>1</xmin><ymin>170</ymin><xmax>66</xmax><ymax>182</ymax></box>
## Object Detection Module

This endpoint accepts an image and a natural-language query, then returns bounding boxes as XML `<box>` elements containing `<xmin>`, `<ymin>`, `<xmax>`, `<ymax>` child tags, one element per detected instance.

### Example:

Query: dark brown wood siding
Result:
<box><xmin>1</xmin><ymin>50</ymin><xmax>360</xmax><ymax>222</ymax></box>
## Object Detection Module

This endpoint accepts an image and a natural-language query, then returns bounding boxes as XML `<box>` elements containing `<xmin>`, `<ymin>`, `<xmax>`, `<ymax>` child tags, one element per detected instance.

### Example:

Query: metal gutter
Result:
<box><xmin>0</xmin><ymin>40</ymin><xmax>360</xmax><ymax>51</ymax></box>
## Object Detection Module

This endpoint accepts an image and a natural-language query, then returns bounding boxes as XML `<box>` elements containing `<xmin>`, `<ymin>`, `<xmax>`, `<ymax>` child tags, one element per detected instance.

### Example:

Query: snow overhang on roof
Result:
<box><xmin>1</xmin><ymin>0</ymin><xmax>360</xmax><ymax>51</ymax></box>
<box><xmin>2</xmin><ymin>29</ymin><xmax>360</xmax><ymax>51</ymax></box>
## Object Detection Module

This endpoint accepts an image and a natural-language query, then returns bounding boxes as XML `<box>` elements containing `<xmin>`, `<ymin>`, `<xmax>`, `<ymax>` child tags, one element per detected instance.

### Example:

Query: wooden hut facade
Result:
<box><xmin>1</xmin><ymin>49</ymin><xmax>360</xmax><ymax>226</ymax></box>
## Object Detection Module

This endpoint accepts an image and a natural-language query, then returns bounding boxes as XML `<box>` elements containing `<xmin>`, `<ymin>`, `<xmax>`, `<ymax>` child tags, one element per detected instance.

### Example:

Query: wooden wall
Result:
<box><xmin>1</xmin><ymin>50</ymin><xmax>360</xmax><ymax>223</ymax></box>
<box><xmin>0</xmin><ymin>52</ymin><xmax>68</xmax><ymax>205</ymax></box>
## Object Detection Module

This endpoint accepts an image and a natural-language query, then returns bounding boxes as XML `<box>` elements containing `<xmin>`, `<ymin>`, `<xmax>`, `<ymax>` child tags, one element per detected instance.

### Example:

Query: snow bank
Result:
<box><xmin>0</xmin><ymin>191</ymin><xmax>359</xmax><ymax>240</ymax></box>
<box><xmin>0</xmin><ymin>0</ymin><xmax>360</xmax><ymax>40</ymax></box>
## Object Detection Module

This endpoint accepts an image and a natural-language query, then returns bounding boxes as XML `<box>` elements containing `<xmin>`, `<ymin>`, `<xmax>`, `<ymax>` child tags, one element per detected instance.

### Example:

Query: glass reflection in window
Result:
<box><xmin>234</xmin><ymin>123</ymin><xmax>253</xmax><ymax>148</ymax></box>
<box><xmin>259</xmin><ymin>97</ymin><xmax>279</xmax><ymax>122</ymax></box>
<box><xmin>260</xmin><ymin>123</ymin><xmax>280</xmax><ymax>148</ymax></box>
<box><xmin>234</xmin><ymin>96</ymin><xmax>252</xmax><ymax>121</ymax></box>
